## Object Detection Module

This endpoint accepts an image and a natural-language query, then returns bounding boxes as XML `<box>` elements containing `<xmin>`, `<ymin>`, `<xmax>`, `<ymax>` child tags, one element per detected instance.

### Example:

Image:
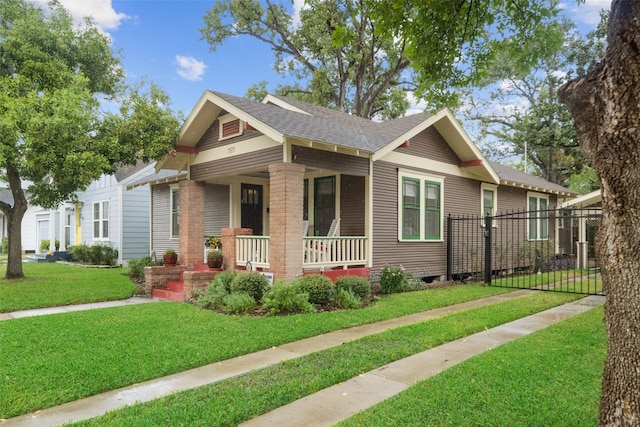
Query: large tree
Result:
<box><xmin>375</xmin><ymin>0</ymin><xmax>638</xmax><ymax>423</ymax></box>
<box><xmin>464</xmin><ymin>16</ymin><xmax>606</xmax><ymax>189</ymax></box>
<box><xmin>200</xmin><ymin>0</ymin><xmax>413</xmax><ymax>119</ymax></box>
<box><xmin>559</xmin><ymin>1</ymin><xmax>640</xmax><ymax>424</ymax></box>
<box><xmin>0</xmin><ymin>0</ymin><xmax>180</xmax><ymax>279</ymax></box>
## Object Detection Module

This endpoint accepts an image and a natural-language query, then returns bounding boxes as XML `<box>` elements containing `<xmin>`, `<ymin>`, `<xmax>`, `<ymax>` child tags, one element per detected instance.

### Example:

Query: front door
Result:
<box><xmin>241</xmin><ymin>184</ymin><xmax>263</xmax><ymax>236</ymax></box>
<box><xmin>314</xmin><ymin>176</ymin><xmax>336</xmax><ymax>235</ymax></box>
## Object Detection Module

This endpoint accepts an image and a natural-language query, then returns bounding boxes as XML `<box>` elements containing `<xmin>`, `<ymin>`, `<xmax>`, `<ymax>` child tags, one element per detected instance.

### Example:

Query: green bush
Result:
<box><xmin>2</xmin><ymin>236</ymin><xmax>8</xmax><ymax>254</ymax></box>
<box><xmin>69</xmin><ymin>244</ymin><xmax>118</xmax><ymax>266</ymax></box>
<box><xmin>127</xmin><ymin>256</ymin><xmax>155</xmax><ymax>281</ymax></box>
<box><xmin>222</xmin><ymin>292</ymin><xmax>256</xmax><ymax>314</ymax></box>
<box><xmin>194</xmin><ymin>282</ymin><xmax>229</xmax><ymax>310</ymax></box>
<box><xmin>39</xmin><ymin>239</ymin><xmax>50</xmax><ymax>252</ymax></box>
<box><xmin>379</xmin><ymin>265</ymin><xmax>407</xmax><ymax>294</ymax></box>
<box><xmin>261</xmin><ymin>280</ymin><xmax>315</xmax><ymax>316</ymax></box>
<box><xmin>335</xmin><ymin>288</ymin><xmax>362</xmax><ymax>309</ymax></box>
<box><xmin>230</xmin><ymin>272</ymin><xmax>270</xmax><ymax>301</ymax></box>
<box><xmin>294</xmin><ymin>274</ymin><xmax>335</xmax><ymax>305</ymax></box>
<box><xmin>212</xmin><ymin>270</ymin><xmax>237</xmax><ymax>293</ymax></box>
<box><xmin>335</xmin><ymin>275</ymin><xmax>371</xmax><ymax>300</ymax></box>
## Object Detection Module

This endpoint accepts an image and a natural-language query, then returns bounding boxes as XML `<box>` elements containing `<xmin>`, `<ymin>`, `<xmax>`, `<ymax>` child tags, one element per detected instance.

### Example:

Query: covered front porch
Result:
<box><xmin>179</xmin><ymin>161</ymin><xmax>371</xmax><ymax>281</ymax></box>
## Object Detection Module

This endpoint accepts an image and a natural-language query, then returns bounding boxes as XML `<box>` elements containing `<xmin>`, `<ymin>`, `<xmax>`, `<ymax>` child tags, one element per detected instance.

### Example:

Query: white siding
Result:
<box><xmin>80</xmin><ymin>174</ymin><xmax>119</xmax><ymax>248</ymax></box>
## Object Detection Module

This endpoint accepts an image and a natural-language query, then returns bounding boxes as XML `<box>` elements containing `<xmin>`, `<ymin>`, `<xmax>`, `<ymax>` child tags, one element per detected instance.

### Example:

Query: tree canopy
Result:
<box><xmin>463</xmin><ymin>15</ymin><xmax>606</xmax><ymax>190</ymax></box>
<box><xmin>200</xmin><ymin>0</ymin><xmax>414</xmax><ymax>119</ymax></box>
<box><xmin>0</xmin><ymin>0</ymin><xmax>180</xmax><ymax>278</ymax></box>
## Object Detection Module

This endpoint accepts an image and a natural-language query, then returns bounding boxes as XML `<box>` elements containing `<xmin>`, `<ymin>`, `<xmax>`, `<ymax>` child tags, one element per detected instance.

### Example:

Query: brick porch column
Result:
<box><xmin>222</xmin><ymin>227</ymin><xmax>253</xmax><ymax>271</ymax></box>
<box><xmin>268</xmin><ymin>163</ymin><xmax>305</xmax><ymax>281</ymax></box>
<box><xmin>178</xmin><ymin>180</ymin><xmax>205</xmax><ymax>267</ymax></box>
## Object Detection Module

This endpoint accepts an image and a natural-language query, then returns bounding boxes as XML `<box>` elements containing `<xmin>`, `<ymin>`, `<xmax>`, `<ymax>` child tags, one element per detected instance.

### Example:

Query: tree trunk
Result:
<box><xmin>558</xmin><ymin>1</ymin><xmax>640</xmax><ymax>425</ymax></box>
<box><xmin>3</xmin><ymin>164</ymin><xmax>28</xmax><ymax>279</ymax></box>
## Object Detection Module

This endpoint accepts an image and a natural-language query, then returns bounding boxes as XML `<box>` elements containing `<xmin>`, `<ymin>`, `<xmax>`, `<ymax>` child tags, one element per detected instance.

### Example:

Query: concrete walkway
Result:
<box><xmin>0</xmin><ymin>296</ymin><xmax>157</xmax><ymax>321</ymax></box>
<box><xmin>1</xmin><ymin>291</ymin><xmax>604</xmax><ymax>427</ymax></box>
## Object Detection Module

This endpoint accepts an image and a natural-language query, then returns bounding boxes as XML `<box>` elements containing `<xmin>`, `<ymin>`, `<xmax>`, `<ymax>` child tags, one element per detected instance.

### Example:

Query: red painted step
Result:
<box><xmin>153</xmin><ymin>280</ymin><xmax>185</xmax><ymax>301</ymax></box>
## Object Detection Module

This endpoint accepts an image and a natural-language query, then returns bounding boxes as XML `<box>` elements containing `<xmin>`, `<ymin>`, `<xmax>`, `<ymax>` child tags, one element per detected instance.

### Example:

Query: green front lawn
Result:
<box><xmin>0</xmin><ymin>263</ymin><xmax>137</xmax><ymax>312</ymax></box>
<box><xmin>1</xmin><ymin>285</ymin><xmax>512</xmax><ymax>419</ymax></box>
<box><xmin>340</xmin><ymin>305</ymin><xmax>605</xmax><ymax>427</ymax></box>
<box><xmin>72</xmin><ymin>292</ymin><xmax>586</xmax><ymax>426</ymax></box>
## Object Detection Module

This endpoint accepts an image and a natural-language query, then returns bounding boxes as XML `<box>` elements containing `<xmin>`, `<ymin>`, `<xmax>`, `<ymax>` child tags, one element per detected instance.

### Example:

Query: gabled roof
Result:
<box><xmin>490</xmin><ymin>161</ymin><xmax>578</xmax><ymax>197</ymax></box>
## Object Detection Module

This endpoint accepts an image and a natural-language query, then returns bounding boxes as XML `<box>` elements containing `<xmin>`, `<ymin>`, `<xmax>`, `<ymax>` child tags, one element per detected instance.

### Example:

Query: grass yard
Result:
<box><xmin>339</xmin><ymin>306</ymin><xmax>605</xmax><ymax>427</ymax></box>
<box><xmin>71</xmin><ymin>292</ymin><xmax>586</xmax><ymax>426</ymax></box>
<box><xmin>0</xmin><ymin>263</ymin><xmax>137</xmax><ymax>312</ymax></box>
<box><xmin>1</xmin><ymin>284</ymin><xmax>513</xmax><ymax>419</ymax></box>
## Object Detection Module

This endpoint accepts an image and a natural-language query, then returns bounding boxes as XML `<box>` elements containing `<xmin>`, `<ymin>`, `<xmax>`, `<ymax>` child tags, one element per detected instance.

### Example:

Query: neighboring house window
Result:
<box><xmin>93</xmin><ymin>201</ymin><xmax>109</xmax><ymax>240</ymax></box>
<box><xmin>219</xmin><ymin>115</ymin><xmax>243</xmax><ymax>140</ymax></box>
<box><xmin>170</xmin><ymin>186</ymin><xmax>179</xmax><ymax>238</ymax></box>
<box><xmin>528</xmin><ymin>192</ymin><xmax>549</xmax><ymax>240</ymax></box>
<box><xmin>481</xmin><ymin>183</ymin><xmax>498</xmax><ymax>226</ymax></box>
<box><xmin>399</xmin><ymin>171</ymin><xmax>444</xmax><ymax>241</ymax></box>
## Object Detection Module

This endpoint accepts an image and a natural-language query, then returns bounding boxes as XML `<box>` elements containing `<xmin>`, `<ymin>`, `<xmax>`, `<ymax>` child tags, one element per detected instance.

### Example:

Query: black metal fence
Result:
<box><xmin>446</xmin><ymin>209</ymin><xmax>603</xmax><ymax>295</ymax></box>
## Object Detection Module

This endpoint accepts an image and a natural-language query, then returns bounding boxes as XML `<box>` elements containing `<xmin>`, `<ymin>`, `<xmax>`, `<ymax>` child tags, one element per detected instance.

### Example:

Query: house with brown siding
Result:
<box><xmin>145</xmin><ymin>90</ymin><xmax>577</xmax><ymax>290</ymax></box>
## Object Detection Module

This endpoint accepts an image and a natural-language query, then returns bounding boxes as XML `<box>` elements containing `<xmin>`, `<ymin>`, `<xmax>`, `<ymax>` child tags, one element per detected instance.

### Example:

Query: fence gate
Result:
<box><xmin>446</xmin><ymin>208</ymin><xmax>603</xmax><ymax>295</ymax></box>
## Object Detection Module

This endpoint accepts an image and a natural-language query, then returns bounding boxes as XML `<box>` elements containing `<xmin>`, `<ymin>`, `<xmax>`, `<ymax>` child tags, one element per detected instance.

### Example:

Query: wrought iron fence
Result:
<box><xmin>446</xmin><ymin>208</ymin><xmax>603</xmax><ymax>295</ymax></box>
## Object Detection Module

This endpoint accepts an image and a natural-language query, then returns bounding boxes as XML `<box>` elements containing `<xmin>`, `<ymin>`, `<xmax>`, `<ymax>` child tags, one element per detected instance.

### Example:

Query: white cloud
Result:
<box><xmin>404</xmin><ymin>91</ymin><xmax>427</xmax><ymax>116</ymax></box>
<box><xmin>561</xmin><ymin>0</ymin><xmax>611</xmax><ymax>29</ymax></box>
<box><xmin>31</xmin><ymin>0</ymin><xmax>129</xmax><ymax>32</ymax></box>
<box><xmin>291</xmin><ymin>0</ymin><xmax>307</xmax><ymax>29</ymax></box>
<box><xmin>175</xmin><ymin>55</ymin><xmax>207</xmax><ymax>81</ymax></box>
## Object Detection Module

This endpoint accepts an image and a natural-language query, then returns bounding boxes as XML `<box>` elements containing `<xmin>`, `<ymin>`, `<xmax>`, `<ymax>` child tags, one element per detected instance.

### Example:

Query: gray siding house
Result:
<box><xmin>150</xmin><ymin>90</ymin><xmax>577</xmax><ymax>281</ymax></box>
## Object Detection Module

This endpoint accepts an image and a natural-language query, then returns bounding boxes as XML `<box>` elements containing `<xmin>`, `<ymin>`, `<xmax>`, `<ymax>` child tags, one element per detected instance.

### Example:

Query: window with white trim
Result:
<box><xmin>93</xmin><ymin>201</ymin><xmax>109</xmax><ymax>240</ymax></box>
<box><xmin>527</xmin><ymin>192</ymin><xmax>549</xmax><ymax>240</ymax></box>
<box><xmin>399</xmin><ymin>171</ymin><xmax>443</xmax><ymax>241</ymax></box>
<box><xmin>219</xmin><ymin>115</ymin><xmax>243</xmax><ymax>140</ymax></box>
<box><xmin>170</xmin><ymin>186</ymin><xmax>180</xmax><ymax>238</ymax></box>
<box><xmin>481</xmin><ymin>183</ymin><xmax>498</xmax><ymax>226</ymax></box>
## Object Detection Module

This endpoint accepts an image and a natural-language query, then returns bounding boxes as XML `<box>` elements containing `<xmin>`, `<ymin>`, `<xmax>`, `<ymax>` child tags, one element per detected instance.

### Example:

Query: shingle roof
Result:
<box><xmin>211</xmin><ymin>91</ymin><xmax>429</xmax><ymax>152</ymax></box>
<box><xmin>490</xmin><ymin>161</ymin><xmax>577</xmax><ymax>195</ymax></box>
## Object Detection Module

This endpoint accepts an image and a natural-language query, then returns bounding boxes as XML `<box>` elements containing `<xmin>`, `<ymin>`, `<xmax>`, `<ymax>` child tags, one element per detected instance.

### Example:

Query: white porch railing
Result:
<box><xmin>303</xmin><ymin>237</ymin><xmax>368</xmax><ymax>269</ymax></box>
<box><xmin>235</xmin><ymin>236</ymin><xmax>368</xmax><ymax>270</ymax></box>
<box><xmin>236</xmin><ymin>236</ymin><xmax>270</xmax><ymax>269</ymax></box>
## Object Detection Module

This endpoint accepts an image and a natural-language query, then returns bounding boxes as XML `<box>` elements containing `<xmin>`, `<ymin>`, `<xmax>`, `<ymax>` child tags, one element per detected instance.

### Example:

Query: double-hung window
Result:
<box><xmin>481</xmin><ymin>183</ymin><xmax>498</xmax><ymax>226</ymax></box>
<box><xmin>93</xmin><ymin>201</ymin><xmax>109</xmax><ymax>240</ymax></box>
<box><xmin>170</xmin><ymin>186</ymin><xmax>180</xmax><ymax>238</ymax></box>
<box><xmin>399</xmin><ymin>171</ymin><xmax>443</xmax><ymax>241</ymax></box>
<box><xmin>528</xmin><ymin>192</ymin><xmax>549</xmax><ymax>240</ymax></box>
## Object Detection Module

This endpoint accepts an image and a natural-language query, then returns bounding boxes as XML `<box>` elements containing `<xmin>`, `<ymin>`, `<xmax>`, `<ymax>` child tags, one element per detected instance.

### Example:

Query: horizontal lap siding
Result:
<box><xmin>372</xmin><ymin>161</ymin><xmax>481</xmax><ymax>278</ymax></box>
<box><xmin>121</xmin><ymin>185</ymin><xmax>150</xmax><ymax>260</ymax></box>
<box><xmin>292</xmin><ymin>145</ymin><xmax>369</xmax><ymax>176</ymax></box>
<box><xmin>396</xmin><ymin>127</ymin><xmax>459</xmax><ymax>164</ymax></box>
<box><xmin>151</xmin><ymin>183</ymin><xmax>178</xmax><ymax>254</ymax></box>
<box><xmin>204</xmin><ymin>184</ymin><xmax>230</xmax><ymax>237</ymax></box>
<box><xmin>190</xmin><ymin>146</ymin><xmax>283</xmax><ymax>180</ymax></box>
<box><xmin>197</xmin><ymin>112</ymin><xmax>263</xmax><ymax>151</ymax></box>
<box><xmin>340</xmin><ymin>175</ymin><xmax>365</xmax><ymax>236</ymax></box>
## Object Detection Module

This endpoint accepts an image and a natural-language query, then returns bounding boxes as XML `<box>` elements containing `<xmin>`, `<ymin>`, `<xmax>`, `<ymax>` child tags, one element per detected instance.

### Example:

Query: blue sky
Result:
<box><xmin>38</xmin><ymin>0</ymin><xmax>611</xmax><ymax>120</ymax></box>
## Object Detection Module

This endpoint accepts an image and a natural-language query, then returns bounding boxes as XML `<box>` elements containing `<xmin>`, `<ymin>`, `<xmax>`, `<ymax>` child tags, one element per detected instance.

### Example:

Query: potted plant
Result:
<box><xmin>163</xmin><ymin>248</ymin><xmax>178</xmax><ymax>266</ymax></box>
<box><xmin>207</xmin><ymin>249</ymin><xmax>224</xmax><ymax>269</ymax></box>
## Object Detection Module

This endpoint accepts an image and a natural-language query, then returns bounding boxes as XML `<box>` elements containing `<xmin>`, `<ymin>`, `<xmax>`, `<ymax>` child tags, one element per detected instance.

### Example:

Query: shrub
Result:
<box><xmin>401</xmin><ymin>273</ymin><xmax>428</xmax><ymax>292</ymax></box>
<box><xmin>230</xmin><ymin>272</ymin><xmax>269</xmax><ymax>301</ymax></box>
<box><xmin>2</xmin><ymin>236</ymin><xmax>8</xmax><ymax>254</ymax></box>
<box><xmin>335</xmin><ymin>288</ymin><xmax>361</xmax><ymax>309</ymax></box>
<box><xmin>212</xmin><ymin>270</ymin><xmax>237</xmax><ymax>293</ymax></box>
<box><xmin>261</xmin><ymin>280</ymin><xmax>315</xmax><ymax>316</ymax></box>
<box><xmin>194</xmin><ymin>282</ymin><xmax>229</xmax><ymax>310</ymax></box>
<box><xmin>69</xmin><ymin>244</ymin><xmax>118</xmax><ymax>266</ymax></box>
<box><xmin>294</xmin><ymin>274</ymin><xmax>335</xmax><ymax>305</ymax></box>
<box><xmin>39</xmin><ymin>239</ymin><xmax>50</xmax><ymax>252</ymax></box>
<box><xmin>127</xmin><ymin>256</ymin><xmax>155</xmax><ymax>281</ymax></box>
<box><xmin>379</xmin><ymin>265</ymin><xmax>407</xmax><ymax>294</ymax></box>
<box><xmin>222</xmin><ymin>292</ymin><xmax>256</xmax><ymax>314</ymax></box>
<box><xmin>335</xmin><ymin>275</ymin><xmax>371</xmax><ymax>300</ymax></box>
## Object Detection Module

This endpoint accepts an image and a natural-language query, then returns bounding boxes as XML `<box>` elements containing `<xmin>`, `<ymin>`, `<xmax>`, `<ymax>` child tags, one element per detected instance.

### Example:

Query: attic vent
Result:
<box><xmin>219</xmin><ymin>115</ymin><xmax>243</xmax><ymax>140</ymax></box>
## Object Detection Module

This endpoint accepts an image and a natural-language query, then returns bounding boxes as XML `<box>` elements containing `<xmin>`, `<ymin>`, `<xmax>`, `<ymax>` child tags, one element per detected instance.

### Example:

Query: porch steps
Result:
<box><xmin>152</xmin><ymin>279</ymin><xmax>184</xmax><ymax>302</ymax></box>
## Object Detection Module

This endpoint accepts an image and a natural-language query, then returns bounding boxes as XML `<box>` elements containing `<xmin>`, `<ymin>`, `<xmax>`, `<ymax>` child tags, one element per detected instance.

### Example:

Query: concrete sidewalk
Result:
<box><xmin>1</xmin><ymin>291</ymin><xmax>604</xmax><ymax>426</ymax></box>
<box><xmin>0</xmin><ymin>296</ymin><xmax>157</xmax><ymax>321</ymax></box>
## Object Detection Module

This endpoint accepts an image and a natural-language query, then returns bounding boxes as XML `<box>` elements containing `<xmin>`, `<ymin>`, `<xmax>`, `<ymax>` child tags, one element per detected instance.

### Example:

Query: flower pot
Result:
<box><xmin>163</xmin><ymin>253</ymin><xmax>178</xmax><ymax>266</ymax></box>
<box><xmin>207</xmin><ymin>256</ymin><xmax>223</xmax><ymax>269</ymax></box>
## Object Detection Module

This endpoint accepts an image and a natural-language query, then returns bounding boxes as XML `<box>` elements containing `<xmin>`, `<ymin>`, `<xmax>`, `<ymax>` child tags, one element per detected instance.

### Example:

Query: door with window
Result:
<box><xmin>241</xmin><ymin>184</ymin><xmax>263</xmax><ymax>236</ymax></box>
<box><xmin>314</xmin><ymin>176</ymin><xmax>336</xmax><ymax>236</ymax></box>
